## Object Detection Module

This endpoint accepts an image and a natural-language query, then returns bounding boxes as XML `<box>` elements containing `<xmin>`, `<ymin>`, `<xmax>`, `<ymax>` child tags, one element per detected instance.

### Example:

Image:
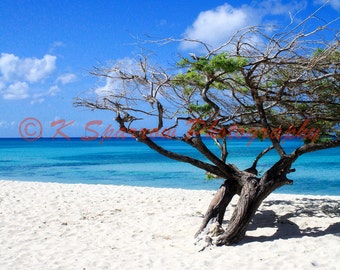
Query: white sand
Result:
<box><xmin>0</xmin><ymin>180</ymin><xmax>339</xmax><ymax>270</ymax></box>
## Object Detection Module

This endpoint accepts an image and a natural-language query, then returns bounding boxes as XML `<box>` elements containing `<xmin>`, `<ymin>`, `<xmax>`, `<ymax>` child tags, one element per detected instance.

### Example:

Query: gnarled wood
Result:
<box><xmin>195</xmin><ymin>179</ymin><xmax>238</xmax><ymax>238</ymax></box>
<box><xmin>215</xmin><ymin>176</ymin><xmax>260</xmax><ymax>245</ymax></box>
<box><xmin>215</xmin><ymin>162</ymin><xmax>294</xmax><ymax>245</ymax></box>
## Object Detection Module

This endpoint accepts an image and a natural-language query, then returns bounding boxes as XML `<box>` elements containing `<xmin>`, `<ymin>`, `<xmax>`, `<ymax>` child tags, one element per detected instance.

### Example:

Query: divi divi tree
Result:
<box><xmin>75</xmin><ymin>13</ymin><xmax>340</xmax><ymax>245</ymax></box>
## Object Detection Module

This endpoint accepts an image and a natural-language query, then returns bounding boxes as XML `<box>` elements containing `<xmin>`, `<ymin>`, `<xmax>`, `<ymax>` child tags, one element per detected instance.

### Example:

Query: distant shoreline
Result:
<box><xmin>1</xmin><ymin>178</ymin><xmax>340</xmax><ymax>197</ymax></box>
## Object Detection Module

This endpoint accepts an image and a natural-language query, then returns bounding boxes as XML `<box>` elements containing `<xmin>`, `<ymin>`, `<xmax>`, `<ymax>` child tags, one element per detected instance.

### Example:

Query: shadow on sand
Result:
<box><xmin>239</xmin><ymin>198</ymin><xmax>340</xmax><ymax>244</ymax></box>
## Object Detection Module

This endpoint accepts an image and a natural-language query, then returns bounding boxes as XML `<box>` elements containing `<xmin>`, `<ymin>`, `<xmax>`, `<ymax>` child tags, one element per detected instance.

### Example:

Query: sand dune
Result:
<box><xmin>0</xmin><ymin>180</ymin><xmax>339</xmax><ymax>270</ymax></box>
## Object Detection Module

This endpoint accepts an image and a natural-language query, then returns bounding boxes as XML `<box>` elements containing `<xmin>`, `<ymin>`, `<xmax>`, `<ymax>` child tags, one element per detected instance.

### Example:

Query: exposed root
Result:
<box><xmin>210</xmin><ymin>224</ymin><xmax>225</xmax><ymax>237</ymax></box>
<box><xmin>194</xmin><ymin>222</ymin><xmax>226</xmax><ymax>251</ymax></box>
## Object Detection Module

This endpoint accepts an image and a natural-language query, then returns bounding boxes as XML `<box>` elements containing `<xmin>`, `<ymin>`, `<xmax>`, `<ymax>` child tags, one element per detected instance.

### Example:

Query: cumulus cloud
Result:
<box><xmin>180</xmin><ymin>1</ymin><xmax>308</xmax><ymax>50</ymax></box>
<box><xmin>0</xmin><ymin>53</ymin><xmax>18</xmax><ymax>81</ymax></box>
<box><xmin>0</xmin><ymin>53</ymin><xmax>57</xmax><ymax>100</ymax></box>
<box><xmin>56</xmin><ymin>73</ymin><xmax>77</xmax><ymax>85</ymax></box>
<box><xmin>0</xmin><ymin>53</ymin><xmax>56</xmax><ymax>83</ymax></box>
<box><xmin>181</xmin><ymin>4</ymin><xmax>259</xmax><ymax>50</ymax></box>
<box><xmin>2</xmin><ymin>81</ymin><xmax>29</xmax><ymax>100</ymax></box>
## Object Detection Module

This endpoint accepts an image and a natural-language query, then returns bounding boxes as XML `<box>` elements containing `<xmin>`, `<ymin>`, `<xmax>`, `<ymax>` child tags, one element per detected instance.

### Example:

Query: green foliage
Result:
<box><xmin>178</xmin><ymin>53</ymin><xmax>248</xmax><ymax>74</ymax></box>
<box><xmin>174</xmin><ymin>53</ymin><xmax>248</xmax><ymax>90</ymax></box>
<box><xmin>183</xmin><ymin>86</ymin><xmax>195</xmax><ymax>96</ymax></box>
<box><xmin>312</xmin><ymin>48</ymin><xmax>340</xmax><ymax>61</ymax></box>
<box><xmin>312</xmin><ymin>48</ymin><xmax>324</xmax><ymax>57</ymax></box>
<box><xmin>205</xmin><ymin>173</ymin><xmax>215</xmax><ymax>180</ymax></box>
<box><xmin>209</xmin><ymin>53</ymin><xmax>248</xmax><ymax>73</ymax></box>
<box><xmin>188</xmin><ymin>103</ymin><xmax>212</xmax><ymax>113</ymax></box>
<box><xmin>331</xmin><ymin>50</ymin><xmax>340</xmax><ymax>61</ymax></box>
<box><xmin>173</xmin><ymin>71</ymin><xmax>206</xmax><ymax>89</ymax></box>
<box><xmin>205</xmin><ymin>172</ymin><xmax>222</xmax><ymax>180</ymax></box>
<box><xmin>188</xmin><ymin>103</ymin><xmax>213</xmax><ymax>118</ymax></box>
<box><xmin>175</xmin><ymin>42</ymin><xmax>339</xmax><ymax>143</ymax></box>
<box><xmin>177</xmin><ymin>57</ymin><xmax>191</xmax><ymax>67</ymax></box>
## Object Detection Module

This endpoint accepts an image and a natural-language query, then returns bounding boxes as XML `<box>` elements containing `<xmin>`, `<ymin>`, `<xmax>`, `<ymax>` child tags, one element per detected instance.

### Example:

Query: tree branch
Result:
<box><xmin>292</xmin><ymin>139</ymin><xmax>340</xmax><ymax>158</ymax></box>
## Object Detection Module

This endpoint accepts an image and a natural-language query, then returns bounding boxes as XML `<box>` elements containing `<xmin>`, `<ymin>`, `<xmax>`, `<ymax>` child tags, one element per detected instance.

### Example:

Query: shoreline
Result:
<box><xmin>1</xmin><ymin>180</ymin><xmax>339</xmax><ymax>269</ymax></box>
<box><xmin>2</xmin><ymin>178</ymin><xmax>340</xmax><ymax>197</ymax></box>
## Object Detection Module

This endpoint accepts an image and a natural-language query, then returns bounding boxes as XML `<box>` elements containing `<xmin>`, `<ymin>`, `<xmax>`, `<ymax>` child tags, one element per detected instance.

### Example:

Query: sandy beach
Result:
<box><xmin>0</xmin><ymin>180</ymin><xmax>339</xmax><ymax>270</ymax></box>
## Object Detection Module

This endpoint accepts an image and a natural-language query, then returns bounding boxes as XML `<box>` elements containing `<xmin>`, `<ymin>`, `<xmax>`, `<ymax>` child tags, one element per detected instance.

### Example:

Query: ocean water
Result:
<box><xmin>0</xmin><ymin>137</ymin><xmax>339</xmax><ymax>195</ymax></box>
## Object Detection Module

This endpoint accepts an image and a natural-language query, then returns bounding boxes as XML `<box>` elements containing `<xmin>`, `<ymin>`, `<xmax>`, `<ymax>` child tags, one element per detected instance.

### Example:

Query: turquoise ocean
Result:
<box><xmin>0</xmin><ymin>137</ymin><xmax>339</xmax><ymax>195</ymax></box>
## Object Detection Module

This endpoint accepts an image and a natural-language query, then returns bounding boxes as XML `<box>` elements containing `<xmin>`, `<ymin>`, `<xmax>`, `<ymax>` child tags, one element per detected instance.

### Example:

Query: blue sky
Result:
<box><xmin>0</xmin><ymin>0</ymin><xmax>339</xmax><ymax>138</ymax></box>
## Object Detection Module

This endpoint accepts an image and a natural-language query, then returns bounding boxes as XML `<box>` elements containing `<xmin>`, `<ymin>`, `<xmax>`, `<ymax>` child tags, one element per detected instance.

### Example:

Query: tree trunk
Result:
<box><xmin>194</xmin><ymin>179</ymin><xmax>239</xmax><ymax>238</ymax></box>
<box><xmin>215</xmin><ymin>176</ymin><xmax>265</xmax><ymax>245</ymax></box>
<box><xmin>196</xmin><ymin>158</ymin><xmax>294</xmax><ymax>246</ymax></box>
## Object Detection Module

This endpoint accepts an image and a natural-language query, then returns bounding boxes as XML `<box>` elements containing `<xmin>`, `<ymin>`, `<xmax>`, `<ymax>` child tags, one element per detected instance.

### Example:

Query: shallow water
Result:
<box><xmin>0</xmin><ymin>137</ymin><xmax>339</xmax><ymax>195</ymax></box>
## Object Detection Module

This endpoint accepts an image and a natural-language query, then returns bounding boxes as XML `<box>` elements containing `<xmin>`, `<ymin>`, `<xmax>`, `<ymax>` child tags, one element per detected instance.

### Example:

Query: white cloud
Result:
<box><xmin>95</xmin><ymin>77</ymin><xmax>116</xmax><ymax>96</ymax></box>
<box><xmin>181</xmin><ymin>4</ymin><xmax>259</xmax><ymax>50</ymax></box>
<box><xmin>0</xmin><ymin>53</ymin><xmax>56</xmax><ymax>83</ymax></box>
<box><xmin>21</xmin><ymin>55</ymin><xmax>56</xmax><ymax>83</ymax></box>
<box><xmin>180</xmin><ymin>1</ymin><xmax>308</xmax><ymax>50</ymax></box>
<box><xmin>56</xmin><ymin>73</ymin><xmax>77</xmax><ymax>85</ymax></box>
<box><xmin>0</xmin><ymin>54</ymin><xmax>18</xmax><ymax>81</ymax></box>
<box><xmin>0</xmin><ymin>53</ymin><xmax>57</xmax><ymax>100</ymax></box>
<box><xmin>0</xmin><ymin>120</ymin><xmax>7</xmax><ymax>128</ymax></box>
<box><xmin>52</xmin><ymin>41</ymin><xmax>65</xmax><ymax>47</ymax></box>
<box><xmin>0</xmin><ymin>81</ymin><xmax>5</xmax><ymax>91</ymax></box>
<box><xmin>30</xmin><ymin>85</ymin><xmax>60</xmax><ymax>104</ymax></box>
<box><xmin>48</xmin><ymin>85</ymin><xmax>60</xmax><ymax>96</ymax></box>
<box><xmin>49</xmin><ymin>41</ymin><xmax>65</xmax><ymax>53</ymax></box>
<box><xmin>256</xmin><ymin>0</ymin><xmax>307</xmax><ymax>15</ymax></box>
<box><xmin>95</xmin><ymin>57</ymin><xmax>141</xmax><ymax>96</ymax></box>
<box><xmin>2</xmin><ymin>81</ymin><xmax>29</xmax><ymax>100</ymax></box>
<box><xmin>30</xmin><ymin>97</ymin><xmax>45</xmax><ymax>104</ymax></box>
<box><xmin>0</xmin><ymin>120</ymin><xmax>16</xmax><ymax>128</ymax></box>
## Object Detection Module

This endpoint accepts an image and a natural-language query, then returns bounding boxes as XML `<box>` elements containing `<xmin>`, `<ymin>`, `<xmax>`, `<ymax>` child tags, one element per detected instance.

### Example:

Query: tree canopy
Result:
<box><xmin>75</xmin><ymin>11</ymin><xmax>340</xmax><ymax>245</ymax></box>
<box><xmin>76</xmin><ymin>14</ymin><xmax>339</xmax><ymax>164</ymax></box>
